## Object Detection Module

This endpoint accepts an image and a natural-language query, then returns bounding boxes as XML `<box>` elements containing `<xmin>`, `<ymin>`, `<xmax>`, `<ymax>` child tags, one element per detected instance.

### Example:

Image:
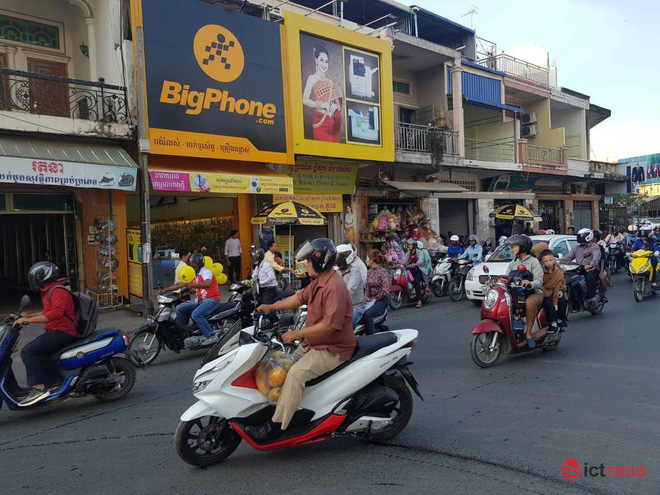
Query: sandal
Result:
<box><xmin>416</xmin><ymin>301</ymin><xmax>423</xmax><ymax>308</ymax></box>
<box><xmin>526</xmin><ymin>337</ymin><xmax>536</xmax><ymax>349</ymax></box>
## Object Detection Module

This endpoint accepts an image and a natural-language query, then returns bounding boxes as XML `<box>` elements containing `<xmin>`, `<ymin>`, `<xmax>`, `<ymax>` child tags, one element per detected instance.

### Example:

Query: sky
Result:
<box><xmin>399</xmin><ymin>0</ymin><xmax>660</xmax><ymax>161</ymax></box>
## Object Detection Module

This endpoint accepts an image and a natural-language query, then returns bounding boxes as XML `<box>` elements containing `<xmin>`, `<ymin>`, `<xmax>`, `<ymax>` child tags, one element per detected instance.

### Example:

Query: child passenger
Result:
<box><xmin>539</xmin><ymin>249</ymin><xmax>568</xmax><ymax>332</ymax></box>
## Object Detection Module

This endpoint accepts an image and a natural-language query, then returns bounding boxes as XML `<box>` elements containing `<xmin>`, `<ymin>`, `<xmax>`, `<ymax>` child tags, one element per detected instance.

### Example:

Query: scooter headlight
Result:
<box><xmin>466</xmin><ymin>268</ymin><xmax>475</xmax><ymax>281</ymax></box>
<box><xmin>193</xmin><ymin>354</ymin><xmax>236</xmax><ymax>392</ymax></box>
<box><xmin>484</xmin><ymin>289</ymin><xmax>499</xmax><ymax>310</ymax></box>
<box><xmin>393</xmin><ymin>268</ymin><xmax>402</xmax><ymax>279</ymax></box>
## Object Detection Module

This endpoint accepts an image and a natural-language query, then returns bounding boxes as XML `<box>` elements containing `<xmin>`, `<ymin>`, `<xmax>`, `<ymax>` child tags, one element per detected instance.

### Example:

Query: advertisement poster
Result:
<box><xmin>127</xmin><ymin>228</ymin><xmax>143</xmax><ymax>298</ymax></box>
<box><xmin>273</xmin><ymin>194</ymin><xmax>342</xmax><ymax>213</ymax></box>
<box><xmin>268</xmin><ymin>160</ymin><xmax>357</xmax><ymax>195</ymax></box>
<box><xmin>284</xmin><ymin>12</ymin><xmax>394</xmax><ymax>161</ymax></box>
<box><xmin>135</xmin><ymin>0</ymin><xmax>289</xmax><ymax>163</ymax></box>
<box><xmin>149</xmin><ymin>170</ymin><xmax>292</xmax><ymax>194</ymax></box>
<box><xmin>0</xmin><ymin>156</ymin><xmax>137</xmax><ymax>191</ymax></box>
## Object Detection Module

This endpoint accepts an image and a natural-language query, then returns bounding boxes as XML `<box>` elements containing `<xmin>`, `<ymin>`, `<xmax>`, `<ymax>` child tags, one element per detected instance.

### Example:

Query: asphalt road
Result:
<box><xmin>1</xmin><ymin>277</ymin><xmax>658</xmax><ymax>495</ymax></box>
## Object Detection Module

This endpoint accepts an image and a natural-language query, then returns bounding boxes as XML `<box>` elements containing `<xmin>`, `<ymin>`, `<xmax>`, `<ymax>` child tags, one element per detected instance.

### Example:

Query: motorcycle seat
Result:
<box><xmin>306</xmin><ymin>333</ymin><xmax>398</xmax><ymax>386</ymax></box>
<box><xmin>43</xmin><ymin>328</ymin><xmax>121</xmax><ymax>361</ymax></box>
<box><xmin>214</xmin><ymin>301</ymin><xmax>240</xmax><ymax>313</ymax></box>
<box><xmin>276</xmin><ymin>290</ymin><xmax>294</xmax><ymax>301</ymax></box>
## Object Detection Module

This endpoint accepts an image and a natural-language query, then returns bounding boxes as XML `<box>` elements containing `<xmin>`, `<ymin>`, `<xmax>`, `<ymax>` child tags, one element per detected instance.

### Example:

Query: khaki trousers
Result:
<box><xmin>272</xmin><ymin>345</ymin><xmax>343</xmax><ymax>430</ymax></box>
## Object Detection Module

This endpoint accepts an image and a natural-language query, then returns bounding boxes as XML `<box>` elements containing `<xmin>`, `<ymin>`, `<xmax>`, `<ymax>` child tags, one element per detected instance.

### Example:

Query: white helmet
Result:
<box><xmin>450</xmin><ymin>235</ymin><xmax>460</xmax><ymax>242</ymax></box>
<box><xmin>416</xmin><ymin>240</ymin><xmax>424</xmax><ymax>250</ymax></box>
<box><xmin>336</xmin><ymin>243</ymin><xmax>356</xmax><ymax>267</ymax></box>
<box><xmin>546</xmin><ymin>229</ymin><xmax>555</xmax><ymax>235</ymax></box>
<box><xmin>628</xmin><ymin>224</ymin><xmax>638</xmax><ymax>233</ymax></box>
<box><xmin>577</xmin><ymin>228</ymin><xmax>594</xmax><ymax>243</ymax></box>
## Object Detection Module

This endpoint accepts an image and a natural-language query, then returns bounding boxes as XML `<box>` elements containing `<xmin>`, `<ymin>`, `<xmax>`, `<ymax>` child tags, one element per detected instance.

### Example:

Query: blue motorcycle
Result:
<box><xmin>0</xmin><ymin>295</ymin><xmax>139</xmax><ymax>411</ymax></box>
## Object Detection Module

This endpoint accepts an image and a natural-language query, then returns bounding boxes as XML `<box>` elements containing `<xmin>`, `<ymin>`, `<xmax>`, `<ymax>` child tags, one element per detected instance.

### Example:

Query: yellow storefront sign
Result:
<box><xmin>189</xmin><ymin>172</ymin><xmax>292</xmax><ymax>194</ymax></box>
<box><xmin>639</xmin><ymin>183</ymin><xmax>660</xmax><ymax>196</ymax></box>
<box><xmin>273</xmin><ymin>194</ymin><xmax>342</xmax><ymax>213</ymax></box>
<box><xmin>268</xmin><ymin>160</ymin><xmax>357</xmax><ymax>195</ymax></box>
<box><xmin>127</xmin><ymin>228</ymin><xmax>143</xmax><ymax>298</ymax></box>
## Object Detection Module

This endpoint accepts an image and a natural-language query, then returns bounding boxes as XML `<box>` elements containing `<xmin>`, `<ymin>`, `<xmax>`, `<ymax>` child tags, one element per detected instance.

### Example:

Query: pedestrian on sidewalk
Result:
<box><xmin>225</xmin><ymin>230</ymin><xmax>242</xmax><ymax>283</ymax></box>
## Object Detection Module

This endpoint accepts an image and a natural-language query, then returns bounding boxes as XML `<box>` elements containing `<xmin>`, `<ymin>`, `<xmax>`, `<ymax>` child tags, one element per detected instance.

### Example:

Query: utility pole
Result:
<box><xmin>130</xmin><ymin>0</ymin><xmax>154</xmax><ymax>315</ymax></box>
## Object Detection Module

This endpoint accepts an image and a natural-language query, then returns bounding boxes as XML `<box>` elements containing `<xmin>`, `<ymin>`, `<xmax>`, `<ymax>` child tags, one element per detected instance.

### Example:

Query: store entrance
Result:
<box><xmin>0</xmin><ymin>213</ymin><xmax>78</xmax><ymax>310</ymax></box>
<box><xmin>538</xmin><ymin>201</ymin><xmax>562</xmax><ymax>233</ymax></box>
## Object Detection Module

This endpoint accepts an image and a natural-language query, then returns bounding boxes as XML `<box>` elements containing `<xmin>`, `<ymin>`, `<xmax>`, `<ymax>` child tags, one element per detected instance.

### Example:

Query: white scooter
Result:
<box><xmin>175</xmin><ymin>314</ymin><xmax>422</xmax><ymax>466</ymax></box>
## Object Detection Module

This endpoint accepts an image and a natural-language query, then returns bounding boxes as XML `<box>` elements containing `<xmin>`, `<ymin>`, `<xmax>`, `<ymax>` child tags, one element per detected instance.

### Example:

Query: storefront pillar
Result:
<box><xmin>112</xmin><ymin>191</ymin><xmax>129</xmax><ymax>299</ymax></box>
<box><xmin>475</xmin><ymin>198</ymin><xmax>494</xmax><ymax>243</ymax></box>
<box><xmin>237</xmin><ymin>193</ymin><xmax>252</xmax><ymax>280</ymax></box>
<box><xmin>564</xmin><ymin>199</ymin><xmax>574</xmax><ymax>232</ymax></box>
<box><xmin>591</xmin><ymin>199</ymin><xmax>600</xmax><ymax>229</ymax></box>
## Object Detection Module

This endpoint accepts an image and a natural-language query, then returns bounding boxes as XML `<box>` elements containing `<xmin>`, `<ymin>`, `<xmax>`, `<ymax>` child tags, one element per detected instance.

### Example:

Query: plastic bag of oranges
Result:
<box><xmin>254</xmin><ymin>350</ymin><xmax>295</xmax><ymax>404</ymax></box>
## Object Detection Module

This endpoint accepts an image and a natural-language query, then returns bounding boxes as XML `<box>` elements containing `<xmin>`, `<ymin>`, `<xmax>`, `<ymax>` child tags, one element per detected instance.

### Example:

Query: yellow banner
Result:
<box><xmin>273</xmin><ymin>194</ymin><xmax>342</xmax><ymax>213</ymax></box>
<box><xmin>269</xmin><ymin>161</ymin><xmax>357</xmax><ymax>194</ymax></box>
<box><xmin>640</xmin><ymin>183</ymin><xmax>660</xmax><ymax>196</ymax></box>
<box><xmin>127</xmin><ymin>228</ymin><xmax>143</xmax><ymax>298</ymax></box>
<box><xmin>190</xmin><ymin>173</ymin><xmax>292</xmax><ymax>194</ymax></box>
<box><xmin>128</xmin><ymin>262</ymin><xmax>143</xmax><ymax>299</ymax></box>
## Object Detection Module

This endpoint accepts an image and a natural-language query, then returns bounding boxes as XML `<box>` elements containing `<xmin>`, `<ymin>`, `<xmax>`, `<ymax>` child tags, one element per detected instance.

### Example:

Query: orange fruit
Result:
<box><xmin>267</xmin><ymin>367</ymin><xmax>287</xmax><ymax>387</ymax></box>
<box><xmin>255</xmin><ymin>370</ymin><xmax>269</xmax><ymax>395</ymax></box>
<box><xmin>268</xmin><ymin>387</ymin><xmax>281</xmax><ymax>403</ymax></box>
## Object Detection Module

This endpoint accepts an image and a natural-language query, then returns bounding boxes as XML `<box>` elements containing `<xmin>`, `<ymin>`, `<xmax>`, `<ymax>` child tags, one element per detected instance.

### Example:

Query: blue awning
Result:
<box><xmin>464</xmin><ymin>95</ymin><xmax>523</xmax><ymax>113</ymax></box>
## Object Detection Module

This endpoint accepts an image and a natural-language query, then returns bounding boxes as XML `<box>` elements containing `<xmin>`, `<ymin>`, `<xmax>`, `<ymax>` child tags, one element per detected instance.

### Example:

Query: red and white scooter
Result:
<box><xmin>469</xmin><ymin>265</ymin><xmax>561</xmax><ymax>368</ymax></box>
<box><xmin>175</xmin><ymin>314</ymin><xmax>422</xmax><ymax>466</ymax></box>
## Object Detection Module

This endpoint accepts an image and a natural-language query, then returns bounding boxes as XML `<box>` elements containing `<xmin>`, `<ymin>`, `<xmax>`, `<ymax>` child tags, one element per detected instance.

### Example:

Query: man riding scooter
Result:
<box><xmin>14</xmin><ymin>262</ymin><xmax>78</xmax><ymax>406</ymax></box>
<box><xmin>504</xmin><ymin>235</ymin><xmax>544</xmax><ymax>349</ymax></box>
<box><xmin>561</xmin><ymin>228</ymin><xmax>601</xmax><ymax>300</ymax></box>
<box><xmin>447</xmin><ymin>235</ymin><xmax>464</xmax><ymax>259</ymax></box>
<box><xmin>632</xmin><ymin>229</ymin><xmax>659</xmax><ymax>288</ymax></box>
<box><xmin>460</xmin><ymin>234</ymin><xmax>483</xmax><ymax>263</ymax></box>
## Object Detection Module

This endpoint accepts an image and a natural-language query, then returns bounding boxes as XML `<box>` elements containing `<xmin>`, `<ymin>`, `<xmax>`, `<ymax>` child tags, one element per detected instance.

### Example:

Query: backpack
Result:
<box><xmin>48</xmin><ymin>286</ymin><xmax>99</xmax><ymax>337</ymax></box>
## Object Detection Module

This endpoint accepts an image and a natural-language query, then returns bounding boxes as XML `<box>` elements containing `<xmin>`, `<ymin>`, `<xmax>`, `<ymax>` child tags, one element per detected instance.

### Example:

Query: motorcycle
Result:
<box><xmin>389</xmin><ymin>266</ymin><xmax>432</xmax><ymax>310</ymax></box>
<box><xmin>629</xmin><ymin>250</ymin><xmax>658</xmax><ymax>302</ymax></box>
<box><xmin>128</xmin><ymin>291</ymin><xmax>241</xmax><ymax>365</ymax></box>
<box><xmin>430</xmin><ymin>257</ymin><xmax>455</xmax><ymax>298</ymax></box>
<box><xmin>562</xmin><ymin>264</ymin><xmax>606</xmax><ymax>314</ymax></box>
<box><xmin>470</xmin><ymin>265</ymin><xmax>560</xmax><ymax>368</ymax></box>
<box><xmin>175</xmin><ymin>313</ymin><xmax>422</xmax><ymax>467</ymax></box>
<box><xmin>0</xmin><ymin>295</ymin><xmax>138</xmax><ymax>410</ymax></box>
<box><xmin>606</xmin><ymin>242</ymin><xmax>624</xmax><ymax>274</ymax></box>
<box><xmin>448</xmin><ymin>260</ymin><xmax>473</xmax><ymax>302</ymax></box>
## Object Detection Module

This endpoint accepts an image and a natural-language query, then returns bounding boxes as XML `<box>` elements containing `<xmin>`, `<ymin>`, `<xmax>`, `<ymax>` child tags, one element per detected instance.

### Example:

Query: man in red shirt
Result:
<box><xmin>15</xmin><ymin>262</ymin><xmax>78</xmax><ymax>406</ymax></box>
<box><xmin>249</xmin><ymin>239</ymin><xmax>356</xmax><ymax>442</ymax></box>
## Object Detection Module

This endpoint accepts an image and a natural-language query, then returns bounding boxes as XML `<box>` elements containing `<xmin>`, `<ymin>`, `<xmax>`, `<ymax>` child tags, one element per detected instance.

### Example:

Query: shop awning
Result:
<box><xmin>463</xmin><ymin>95</ymin><xmax>524</xmax><ymax>113</ymax></box>
<box><xmin>0</xmin><ymin>136</ymin><xmax>138</xmax><ymax>191</ymax></box>
<box><xmin>149</xmin><ymin>160</ymin><xmax>293</xmax><ymax>195</ymax></box>
<box><xmin>383</xmin><ymin>180</ymin><xmax>468</xmax><ymax>194</ymax></box>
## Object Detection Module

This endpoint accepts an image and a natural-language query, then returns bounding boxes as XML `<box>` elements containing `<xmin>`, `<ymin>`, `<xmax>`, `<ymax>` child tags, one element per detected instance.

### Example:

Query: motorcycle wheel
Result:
<box><xmin>201</xmin><ymin>319</ymin><xmax>243</xmax><ymax>366</ymax></box>
<box><xmin>276</xmin><ymin>274</ymin><xmax>287</xmax><ymax>292</ymax></box>
<box><xmin>389</xmin><ymin>292</ymin><xmax>404</xmax><ymax>310</ymax></box>
<box><xmin>448</xmin><ymin>277</ymin><xmax>464</xmax><ymax>302</ymax></box>
<box><xmin>430</xmin><ymin>280</ymin><xmax>445</xmax><ymax>298</ymax></box>
<box><xmin>128</xmin><ymin>330</ymin><xmax>162</xmax><ymax>366</ymax></box>
<box><xmin>590</xmin><ymin>298</ymin><xmax>605</xmax><ymax>314</ymax></box>
<box><xmin>470</xmin><ymin>332</ymin><xmax>502</xmax><ymax>368</ymax></box>
<box><xmin>422</xmin><ymin>290</ymin><xmax>432</xmax><ymax>303</ymax></box>
<box><xmin>95</xmin><ymin>357</ymin><xmax>136</xmax><ymax>402</ymax></box>
<box><xmin>175</xmin><ymin>416</ymin><xmax>242</xmax><ymax>467</ymax></box>
<box><xmin>367</xmin><ymin>375</ymin><xmax>413</xmax><ymax>442</ymax></box>
<box><xmin>542</xmin><ymin>334</ymin><xmax>562</xmax><ymax>352</ymax></box>
<box><xmin>633</xmin><ymin>278</ymin><xmax>645</xmax><ymax>302</ymax></box>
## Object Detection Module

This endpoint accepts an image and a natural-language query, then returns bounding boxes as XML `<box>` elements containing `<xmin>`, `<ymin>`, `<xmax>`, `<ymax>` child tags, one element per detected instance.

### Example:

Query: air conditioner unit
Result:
<box><xmin>522</xmin><ymin>112</ymin><xmax>537</xmax><ymax>125</ymax></box>
<box><xmin>521</xmin><ymin>123</ymin><xmax>538</xmax><ymax>138</ymax></box>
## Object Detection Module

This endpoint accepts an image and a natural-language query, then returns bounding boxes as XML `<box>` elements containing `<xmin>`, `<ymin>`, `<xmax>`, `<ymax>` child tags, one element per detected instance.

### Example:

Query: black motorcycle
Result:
<box><xmin>607</xmin><ymin>242</ymin><xmax>624</xmax><ymax>274</ymax></box>
<box><xmin>562</xmin><ymin>264</ymin><xmax>606</xmax><ymax>315</ymax></box>
<box><xmin>448</xmin><ymin>260</ymin><xmax>473</xmax><ymax>302</ymax></box>
<box><xmin>128</xmin><ymin>291</ymin><xmax>240</xmax><ymax>365</ymax></box>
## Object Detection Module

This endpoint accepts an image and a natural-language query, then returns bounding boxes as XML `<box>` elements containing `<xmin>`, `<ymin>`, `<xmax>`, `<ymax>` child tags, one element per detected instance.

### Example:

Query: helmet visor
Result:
<box><xmin>295</xmin><ymin>241</ymin><xmax>315</xmax><ymax>263</ymax></box>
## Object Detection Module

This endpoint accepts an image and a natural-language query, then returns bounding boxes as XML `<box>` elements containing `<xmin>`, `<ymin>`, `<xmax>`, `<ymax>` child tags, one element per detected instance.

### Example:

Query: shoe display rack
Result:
<box><xmin>90</xmin><ymin>218</ymin><xmax>122</xmax><ymax>309</ymax></box>
<box><xmin>151</xmin><ymin>216</ymin><xmax>234</xmax><ymax>260</ymax></box>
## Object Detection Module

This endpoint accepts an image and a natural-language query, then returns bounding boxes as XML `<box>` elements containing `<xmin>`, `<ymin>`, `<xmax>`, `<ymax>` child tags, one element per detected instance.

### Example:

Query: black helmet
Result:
<box><xmin>28</xmin><ymin>261</ymin><xmax>60</xmax><ymax>291</ymax></box>
<box><xmin>505</xmin><ymin>235</ymin><xmax>532</xmax><ymax>255</ymax></box>
<box><xmin>295</xmin><ymin>238</ymin><xmax>336</xmax><ymax>274</ymax></box>
<box><xmin>593</xmin><ymin>229</ymin><xmax>602</xmax><ymax>241</ymax></box>
<box><xmin>251</xmin><ymin>247</ymin><xmax>265</xmax><ymax>265</ymax></box>
<box><xmin>189</xmin><ymin>253</ymin><xmax>205</xmax><ymax>272</ymax></box>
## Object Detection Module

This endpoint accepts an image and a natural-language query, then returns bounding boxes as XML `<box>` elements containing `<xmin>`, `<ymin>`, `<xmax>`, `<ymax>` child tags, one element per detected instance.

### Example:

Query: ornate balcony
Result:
<box><xmin>0</xmin><ymin>69</ymin><xmax>129</xmax><ymax>124</ymax></box>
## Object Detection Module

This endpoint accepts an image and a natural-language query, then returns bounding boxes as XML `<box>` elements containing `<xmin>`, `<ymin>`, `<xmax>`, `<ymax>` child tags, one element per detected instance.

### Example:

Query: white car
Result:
<box><xmin>465</xmin><ymin>235</ymin><xmax>578</xmax><ymax>303</ymax></box>
<box><xmin>640</xmin><ymin>218</ymin><xmax>660</xmax><ymax>230</ymax></box>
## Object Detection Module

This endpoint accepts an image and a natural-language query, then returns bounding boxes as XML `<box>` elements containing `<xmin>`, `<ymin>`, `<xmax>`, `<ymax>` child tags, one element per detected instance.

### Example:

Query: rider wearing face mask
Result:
<box><xmin>561</xmin><ymin>229</ymin><xmax>601</xmax><ymax>299</ymax></box>
<box><xmin>505</xmin><ymin>235</ymin><xmax>544</xmax><ymax>349</ymax></box>
<box><xmin>252</xmin><ymin>239</ymin><xmax>356</xmax><ymax>442</ymax></box>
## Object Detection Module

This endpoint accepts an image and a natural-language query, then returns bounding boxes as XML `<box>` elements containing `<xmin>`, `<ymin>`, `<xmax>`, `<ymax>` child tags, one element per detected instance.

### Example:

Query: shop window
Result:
<box><xmin>13</xmin><ymin>193</ymin><xmax>73</xmax><ymax>212</ymax></box>
<box><xmin>0</xmin><ymin>14</ymin><xmax>61</xmax><ymax>50</ymax></box>
<box><xmin>0</xmin><ymin>193</ymin><xmax>5</xmax><ymax>210</ymax></box>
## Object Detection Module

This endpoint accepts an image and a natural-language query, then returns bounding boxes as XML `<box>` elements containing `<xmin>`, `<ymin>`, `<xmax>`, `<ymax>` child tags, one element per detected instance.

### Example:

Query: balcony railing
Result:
<box><xmin>464</xmin><ymin>138</ymin><xmax>515</xmax><ymax>163</ymax></box>
<box><xmin>394</xmin><ymin>122</ymin><xmax>458</xmax><ymax>157</ymax></box>
<box><xmin>0</xmin><ymin>69</ymin><xmax>129</xmax><ymax>124</ymax></box>
<box><xmin>526</xmin><ymin>144</ymin><xmax>562</xmax><ymax>164</ymax></box>
<box><xmin>476</xmin><ymin>53</ymin><xmax>549</xmax><ymax>86</ymax></box>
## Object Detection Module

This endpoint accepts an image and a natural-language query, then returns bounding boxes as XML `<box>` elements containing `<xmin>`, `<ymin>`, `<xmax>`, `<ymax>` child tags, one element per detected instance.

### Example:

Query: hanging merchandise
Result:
<box><xmin>90</xmin><ymin>217</ymin><xmax>122</xmax><ymax>309</ymax></box>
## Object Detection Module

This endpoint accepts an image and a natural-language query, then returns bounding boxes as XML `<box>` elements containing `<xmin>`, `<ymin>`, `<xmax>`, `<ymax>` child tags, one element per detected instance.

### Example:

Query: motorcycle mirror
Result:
<box><xmin>517</xmin><ymin>264</ymin><xmax>527</xmax><ymax>273</ymax></box>
<box><xmin>557</xmin><ymin>253</ymin><xmax>563</xmax><ymax>259</ymax></box>
<box><xmin>19</xmin><ymin>295</ymin><xmax>31</xmax><ymax>311</ymax></box>
<box><xmin>483</xmin><ymin>265</ymin><xmax>489</xmax><ymax>274</ymax></box>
